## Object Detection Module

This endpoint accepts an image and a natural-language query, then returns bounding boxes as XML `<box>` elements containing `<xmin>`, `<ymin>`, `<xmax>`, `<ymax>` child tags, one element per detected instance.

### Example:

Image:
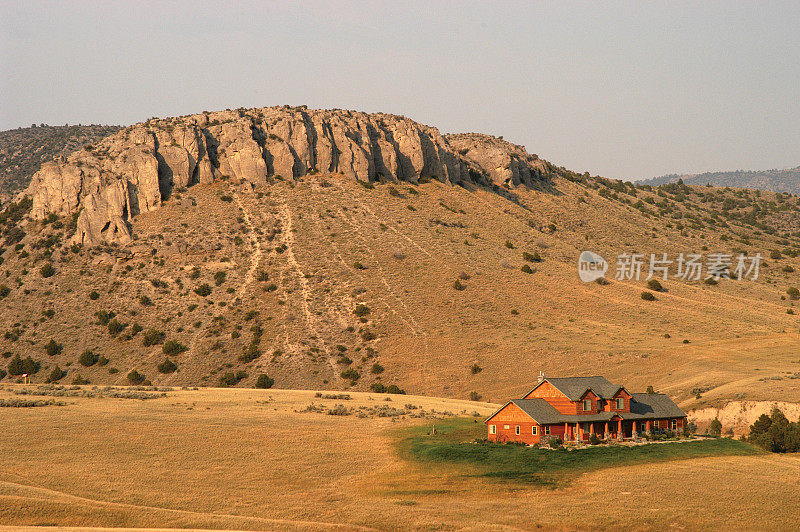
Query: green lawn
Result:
<box><xmin>399</xmin><ymin>418</ymin><xmax>763</xmax><ymax>487</ymax></box>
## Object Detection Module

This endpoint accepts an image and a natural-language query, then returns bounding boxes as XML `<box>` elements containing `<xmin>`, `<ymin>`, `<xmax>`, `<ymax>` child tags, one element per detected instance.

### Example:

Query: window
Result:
<box><xmin>583</xmin><ymin>399</ymin><xmax>592</xmax><ymax>411</ymax></box>
<box><xmin>515</xmin><ymin>425</ymin><xmax>520</xmax><ymax>435</ymax></box>
<box><xmin>532</xmin><ymin>426</ymin><xmax>538</xmax><ymax>435</ymax></box>
<box><xmin>503</xmin><ymin>424</ymin><xmax>510</xmax><ymax>430</ymax></box>
<box><xmin>671</xmin><ymin>419</ymin><xmax>677</xmax><ymax>430</ymax></box>
<box><xmin>489</xmin><ymin>425</ymin><xmax>496</xmax><ymax>435</ymax></box>
<box><xmin>544</xmin><ymin>426</ymin><xmax>551</xmax><ymax>435</ymax></box>
<box><xmin>616</xmin><ymin>398</ymin><xmax>624</xmax><ymax>409</ymax></box>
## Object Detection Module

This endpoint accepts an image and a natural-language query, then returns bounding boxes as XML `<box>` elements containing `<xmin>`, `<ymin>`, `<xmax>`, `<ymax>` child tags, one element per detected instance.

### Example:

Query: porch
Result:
<box><xmin>561</xmin><ymin>419</ymin><xmax>654</xmax><ymax>442</ymax></box>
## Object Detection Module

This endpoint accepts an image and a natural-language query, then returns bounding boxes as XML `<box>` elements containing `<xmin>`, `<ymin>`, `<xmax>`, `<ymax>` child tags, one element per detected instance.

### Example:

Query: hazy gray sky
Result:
<box><xmin>1</xmin><ymin>1</ymin><xmax>798</xmax><ymax>180</ymax></box>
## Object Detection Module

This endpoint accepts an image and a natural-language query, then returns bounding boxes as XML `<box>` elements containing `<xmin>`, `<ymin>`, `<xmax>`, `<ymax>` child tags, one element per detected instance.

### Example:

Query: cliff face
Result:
<box><xmin>25</xmin><ymin>106</ymin><xmax>556</xmax><ymax>245</ymax></box>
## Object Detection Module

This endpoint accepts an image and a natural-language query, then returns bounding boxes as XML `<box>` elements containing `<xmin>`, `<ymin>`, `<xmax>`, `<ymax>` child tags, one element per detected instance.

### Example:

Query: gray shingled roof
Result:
<box><xmin>486</xmin><ymin>393</ymin><xmax>686</xmax><ymax>425</ymax></box>
<box><xmin>622</xmin><ymin>393</ymin><xmax>687</xmax><ymax>419</ymax></box>
<box><xmin>536</xmin><ymin>376</ymin><xmax>625</xmax><ymax>400</ymax></box>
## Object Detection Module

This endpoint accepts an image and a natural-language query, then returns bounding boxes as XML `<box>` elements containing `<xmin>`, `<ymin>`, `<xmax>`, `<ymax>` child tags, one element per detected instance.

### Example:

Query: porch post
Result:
<box><xmin>604</xmin><ymin>421</ymin><xmax>610</xmax><ymax>440</ymax></box>
<box><xmin>646</xmin><ymin>420</ymin><xmax>652</xmax><ymax>436</ymax></box>
<box><xmin>590</xmin><ymin>423</ymin><xmax>595</xmax><ymax>435</ymax></box>
<box><xmin>564</xmin><ymin>422</ymin><xmax>569</xmax><ymax>441</ymax></box>
<box><xmin>632</xmin><ymin>421</ymin><xmax>638</xmax><ymax>440</ymax></box>
<box><xmin>617</xmin><ymin>419</ymin><xmax>623</xmax><ymax>440</ymax></box>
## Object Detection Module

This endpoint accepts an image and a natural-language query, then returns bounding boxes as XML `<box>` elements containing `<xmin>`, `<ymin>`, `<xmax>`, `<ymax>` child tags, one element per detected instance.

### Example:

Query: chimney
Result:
<box><xmin>537</xmin><ymin>371</ymin><xmax>545</xmax><ymax>384</ymax></box>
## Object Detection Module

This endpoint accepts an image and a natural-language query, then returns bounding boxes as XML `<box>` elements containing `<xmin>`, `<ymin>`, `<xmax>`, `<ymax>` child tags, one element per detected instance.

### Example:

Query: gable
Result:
<box><xmin>485</xmin><ymin>401</ymin><xmax>536</xmax><ymax>424</ymax></box>
<box><xmin>522</xmin><ymin>380</ymin><xmax>571</xmax><ymax>401</ymax></box>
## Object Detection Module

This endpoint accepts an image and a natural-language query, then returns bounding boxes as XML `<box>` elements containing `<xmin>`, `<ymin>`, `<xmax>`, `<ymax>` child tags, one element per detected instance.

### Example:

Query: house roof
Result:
<box><xmin>622</xmin><ymin>393</ymin><xmax>687</xmax><ymax>419</ymax></box>
<box><xmin>485</xmin><ymin>393</ymin><xmax>686</xmax><ymax>425</ymax></box>
<box><xmin>526</xmin><ymin>376</ymin><xmax>628</xmax><ymax>400</ymax></box>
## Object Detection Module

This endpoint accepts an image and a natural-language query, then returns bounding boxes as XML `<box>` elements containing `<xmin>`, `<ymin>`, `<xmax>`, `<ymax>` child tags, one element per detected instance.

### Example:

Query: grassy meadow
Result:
<box><xmin>1</xmin><ymin>385</ymin><xmax>798</xmax><ymax>531</ymax></box>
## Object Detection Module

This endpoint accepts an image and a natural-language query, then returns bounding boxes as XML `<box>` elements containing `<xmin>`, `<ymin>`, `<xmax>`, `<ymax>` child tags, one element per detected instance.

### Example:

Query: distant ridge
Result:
<box><xmin>638</xmin><ymin>166</ymin><xmax>800</xmax><ymax>194</ymax></box>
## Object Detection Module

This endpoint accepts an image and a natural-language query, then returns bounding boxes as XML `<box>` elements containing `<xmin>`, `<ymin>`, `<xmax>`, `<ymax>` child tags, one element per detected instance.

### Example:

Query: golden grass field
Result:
<box><xmin>1</xmin><ymin>386</ymin><xmax>798</xmax><ymax>531</ymax></box>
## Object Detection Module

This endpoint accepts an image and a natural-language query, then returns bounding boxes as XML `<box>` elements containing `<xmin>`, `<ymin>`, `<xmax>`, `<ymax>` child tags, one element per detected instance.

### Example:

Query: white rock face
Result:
<box><xmin>25</xmin><ymin>106</ymin><xmax>556</xmax><ymax>245</ymax></box>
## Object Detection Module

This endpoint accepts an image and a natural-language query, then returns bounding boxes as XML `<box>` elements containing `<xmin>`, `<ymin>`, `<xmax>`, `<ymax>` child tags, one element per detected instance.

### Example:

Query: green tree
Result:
<box><xmin>709</xmin><ymin>418</ymin><xmax>722</xmax><ymax>437</ymax></box>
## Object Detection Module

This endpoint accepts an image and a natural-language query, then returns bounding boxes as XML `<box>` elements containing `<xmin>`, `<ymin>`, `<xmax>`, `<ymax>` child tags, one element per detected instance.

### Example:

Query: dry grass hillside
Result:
<box><xmin>1</xmin><ymin>386</ymin><xmax>798</xmax><ymax>531</ymax></box>
<box><xmin>2</xmin><ymin>117</ymin><xmax>800</xmax><ymax>408</ymax></box>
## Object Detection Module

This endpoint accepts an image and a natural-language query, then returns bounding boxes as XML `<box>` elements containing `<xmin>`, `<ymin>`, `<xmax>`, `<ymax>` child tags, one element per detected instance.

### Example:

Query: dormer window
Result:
<box><xmin>583</xmin><ymin>399</ymin><xmax>592</xmax><ymax>411</ymax></box>
<box><xmin>616</xmin><ymin>398</ymin><xmax>624</xmax><ymax>409</ymax></box>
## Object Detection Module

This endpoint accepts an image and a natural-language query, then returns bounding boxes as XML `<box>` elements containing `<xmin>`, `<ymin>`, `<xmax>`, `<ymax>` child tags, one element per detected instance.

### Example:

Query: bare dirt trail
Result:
<box><xmin>271</xmin><ymin>190</ymin><xmax>342</xmax><ymax>381</ymax></box>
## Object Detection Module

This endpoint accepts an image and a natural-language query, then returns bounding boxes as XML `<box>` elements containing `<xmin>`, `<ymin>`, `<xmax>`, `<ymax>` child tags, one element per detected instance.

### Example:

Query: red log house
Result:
<box><xmin>485</xmin><ymin>375</ymin><xmax>687</xmax><ymax>444</ymax></box>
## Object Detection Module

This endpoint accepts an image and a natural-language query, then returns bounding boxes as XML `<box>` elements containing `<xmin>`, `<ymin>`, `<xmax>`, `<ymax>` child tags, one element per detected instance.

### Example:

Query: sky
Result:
<box><xmin>1</xmin><ymin>1</ymin><xmax>798</xmax><ymax>181</ymax></box>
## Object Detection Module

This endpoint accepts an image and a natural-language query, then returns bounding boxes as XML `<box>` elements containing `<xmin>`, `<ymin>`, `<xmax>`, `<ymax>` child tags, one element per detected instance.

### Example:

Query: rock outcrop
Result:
<box><xmin>25</xmin><ymin>106</ymin><xmax>559</xmax><ymax>245</ymax></box>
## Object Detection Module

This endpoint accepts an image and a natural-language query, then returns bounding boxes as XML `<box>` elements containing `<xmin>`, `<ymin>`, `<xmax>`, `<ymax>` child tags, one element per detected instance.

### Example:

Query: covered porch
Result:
<box><xmin>561</xmin><ymin>417</ymin><xmax>655</xmax><ymax>442</ymax></box>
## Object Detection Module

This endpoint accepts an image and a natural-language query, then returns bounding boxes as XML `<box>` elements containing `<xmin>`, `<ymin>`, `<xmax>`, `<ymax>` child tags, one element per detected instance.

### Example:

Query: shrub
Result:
<box><xmin>219</xmin><ymin>371</ymin><xmax>246</xmax><ymax>387</ymax></box>
<box><xmin>143</xmin><ymin>329</ymin><xmax>166</xmax><ymax>347</ymax></box>
<box><xmin>8</xmin><ymin>355</ymin><xmax>23</xmax><ymax>375</ymax></box>
<box><xmin>470</xmin><ymin>363</ymin><xmax>483</xmax><ymax>375</ymax></box>
<box><xmin>641</xmin><ymin>291</ymin><xmax>656</xmax><ymax>301</ymax></box>
<box><xmin>255</xmin><ymin>374</ymin><xmax>274</xmax><ymax>389</ymax></box>
<box><xmin>157</xmin><ymin>358</ymin><xmax>178</xmax><ymax>374</ymax></box>
<box><xmin>139</xmin><ymin>295</ymin><xmax>153</xmax><ymax>306</ymax></box>
<box><xmin>370</xmin><ymin>363</ymin><xmax>384</xmax><ymax>374</ymax></box>
<box><xmin>549</xmin><ymin>437</ymin><xmax>563</xmax><ymax>448</ymax></box>
<box><xmin>341</xmin><ymin>368</ymin><xmax>360</xmax><ymax>381</ymax></box>
<box><xmin>523</xmin><ymin>251</ymin><xmax>542</xmax><ymax>262</ymax></box>
<box><xmin>45</xmin><ymin>339</ymin><xmax>63</xmax><ymax>356</ymax></box>
<box><xmin>521</xmin><ymin>265</ymin><xmax>534</xmax><ymax>274</ymax></box>
<box><xmin>453</xmin><ymin>279</ymin><xmax>466</xmax><ymax>290</ymax></box>
<box><xmin>214</xmin><ymin>271</ymin><xmax>227</xmax><ymax>286</ymax></box>
<box><xmin>97</xmin><ymin>355</ymin><xmax>109</xmax><ymax>366</ymax></box>
<box><xmin>0</xmin><ymin>285</ymin><xmax>9</xmax><ymax>298</ymax></box>
<box><xmin>107</xmin><ymin>319</ymin><xmax>127</xmax><ymax>337</ymax></box>
<box><xmin>704</xmin><ymin>278</ymin><xmax>718</xmax><ymax>286</ymax></box>
<box><xmin>770</xmin><ymin>250</ymin><xmax>782</xmax><ymax>260</ymax></box>
<box><xmin>48</xmin><ymin>366</ymin><xmax>65</xmax><ymax>382</ymax></box>
<box><xmin>194</xmin><ymin>284</ymin><xmax>212</xmax><ymax>297</ymax></box>
<box><xmin>127</xmin><ymin>370</ymin><xmax>146</xmax><ymax>384</ymax></box>
<box><xmin>353</xmin><ymin>262</ymin><xmax>366</xmax><ymax>270</ymax></box>
<box><xmin>0</xmin><ymin>369</ymin><xmax>5</xmax><ymax>380</ymax></box>
<box><xmin>354</xmin><ymin>304</ymin><xmax>371</xmax><ymax>317</ymax></box>
<box><xmin>787</xmin><ymin>287</ymin><xmax>800</xmax><ymax>300</ymax></box>
<box><xmin>709</xmin><ymin>418</ymin><xmax>722</xmax><ymax>437</ymax></box>
<box><xmin>646</xmin><ymin>385</ymin><xmax>655</xmax><ymax>394</ymax></box>
<box><xmin>162</xmin><ymin>340</ymin><xmax>188</xmax><ymax>356</ymax></box>
<box><xmin>504</xmin><ymin>240</ymin><xmax>514</xmax><ymax>249</ymax></box>
<box><xmin>39</xmin><ymin>263</ymin><xmax>55</xmax><ymax>278</ymax></box>
<box><xmin>588</xmin><ymin>433</ymin><xmax>602</xmax><ymax>445</ymax></box>
<box><xmin>360</xmin><ymin>329</ymin><xmax>376</xmax><ymax>341</ymax></box>
<box><xmin>89</xmin><ymin>290</ymin><xmax>100</xmax><ymax>300</ymax></box>
<box><xmin>386</xmin><ymin>384</ymin><xmax>405</xmax><ymax>394</ymax></box>
<box><xmin>370</xmin><ymin>382</ymin><xmax>386</xmax><ymax>393</ymax></box>
<box><xmin>79</xmin><ymin>350</ymin><xmax>99</xmax><ymax>367</ymax></box>
<box><xmin>72</xmin><ymin>374</ymin><xmax>90</xmax><ymax>385</ymax></box>
<box><xmin>220</xmin><ymin>195</ymin><xmax>233</xmax><ymax>203</ymax></box>
<box><xmin>469</xmin><ymin>391</ymin><xmax>482</xmax><ymax>401</ymax></box>
<box><xmin>646</xmin><ymin>279</ymin><xmax>664</xmax><ymax>292</ymax></box>
<box><xmin>595</xmin><ymin>277</ymin><xmax>610</xmax><ymax>285</ymax></box>
<box><xmin>95</xmin><ymin>310</ymin><xmax>115</xmax><ymax>325</ymax></box>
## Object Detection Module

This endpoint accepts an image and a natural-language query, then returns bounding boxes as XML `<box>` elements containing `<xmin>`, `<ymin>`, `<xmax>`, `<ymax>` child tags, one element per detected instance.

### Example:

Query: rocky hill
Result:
<box><xmin>0</xmin><ymin>124</ymin><xmax>121</xmax><ymax>200</ymax></box>
<box><xmin>2</xmin><ymin>106</ymin><xmax>800</xmax><ymax>407</ymax></box>
<box><xmin>639</xmin><ymin>167</ymin><xmax>800</xmax><ymax>194</ymax></box>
